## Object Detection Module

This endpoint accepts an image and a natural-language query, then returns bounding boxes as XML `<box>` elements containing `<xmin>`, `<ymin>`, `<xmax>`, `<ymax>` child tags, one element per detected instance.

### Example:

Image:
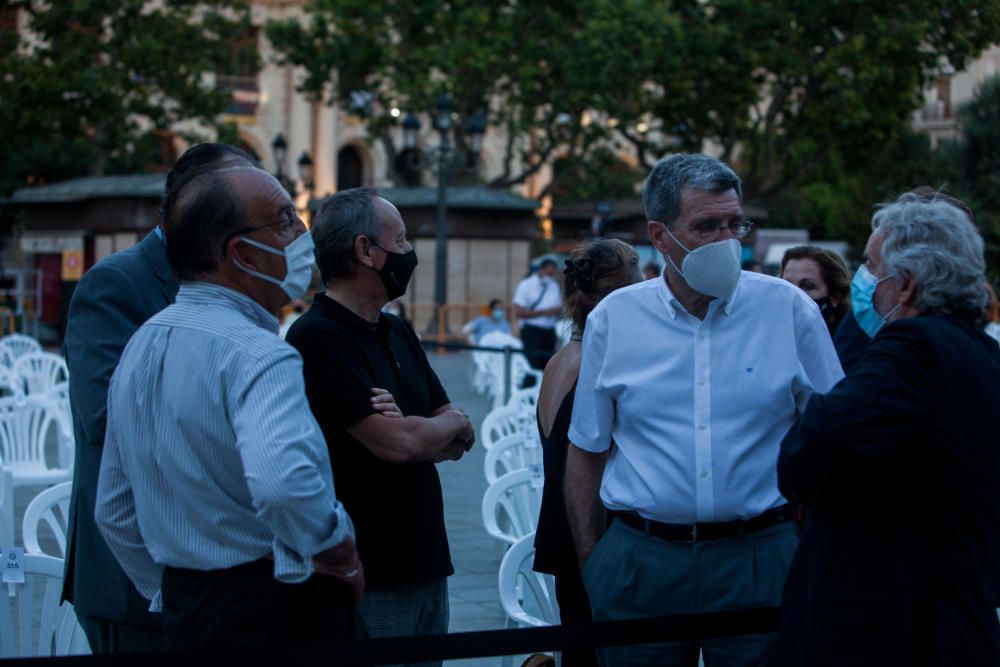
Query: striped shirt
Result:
<box><xmin>95</xmin><ymin>282</ymin><xmax>353</xmax><ymax>611</ymax></box>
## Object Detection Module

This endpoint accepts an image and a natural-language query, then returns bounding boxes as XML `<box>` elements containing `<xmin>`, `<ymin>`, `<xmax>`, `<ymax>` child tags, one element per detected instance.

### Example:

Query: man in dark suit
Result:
<box><xmin>774</xmin><ymin>192</ymin><xmax>1000</xmax><ymax>666</ymax></box>
<box><xmin>62</xmin><ymin>143</ymin><xmax>254</xmax><ymax>653</ymax></box>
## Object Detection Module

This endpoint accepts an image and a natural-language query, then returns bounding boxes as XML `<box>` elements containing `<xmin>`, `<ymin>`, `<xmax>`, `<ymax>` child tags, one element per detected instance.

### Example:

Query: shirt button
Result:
<box><xmin>698</xmin><ymin>424</ymin><xmax>706</xmax><ymax>431</ymax></box>
<box><xmin>700</xmin><ymin>469</ymin><xmax>709</xmax><ymax>479</ymax></box>
<box><xmin>697</xmin><ymin>378</ymin><xmax>706</xmax><ymax>386</ymax></box>
<box><xmin>698</xmin><ymin>333</ymin><xmax>706</xmax><ymax>341</ymax></box>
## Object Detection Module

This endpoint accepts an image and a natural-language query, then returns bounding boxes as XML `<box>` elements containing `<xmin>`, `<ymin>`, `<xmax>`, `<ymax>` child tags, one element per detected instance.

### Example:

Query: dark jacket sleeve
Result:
<box><xmin>64</xmin><ymin>261</ymin><xmax>151</xmax><ymax>450</ymax></box>
<box><xmin>778</xmin><ymin>319</ymin><xmax>934</xmax><ymax>500</ymax></box>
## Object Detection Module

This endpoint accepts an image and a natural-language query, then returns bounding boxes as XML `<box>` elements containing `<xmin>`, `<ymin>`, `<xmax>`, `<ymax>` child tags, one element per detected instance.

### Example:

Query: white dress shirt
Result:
<box><xmin>513</xmin><ymin>273</ymin><xmax>563</xmax><ymax>329</ymax></box>
<box><xmin>569</xmin><ymin>272</ymin><xmax>844</xmax><ymax>524</ymax></box>
<box><xmin>96</xmin><ymin>282</ymin><xmax>353</xmax><ymax>611</ymax></box>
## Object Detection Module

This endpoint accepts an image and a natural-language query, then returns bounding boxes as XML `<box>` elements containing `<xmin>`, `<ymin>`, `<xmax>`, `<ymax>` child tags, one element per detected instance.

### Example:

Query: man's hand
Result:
<box><xmin>431</xmin><ymin>440</ymin><xmax>469</xmax><ymax>463</ymax></box>
<box><xmin>314</xmin><ymin>538</ymin><xmax>365</xmax><ymax>604</ymax></box>
<box><xmin>370</xmin><ymin>387</ymin><xmax>402</xmax><ymax>418</ymax></box>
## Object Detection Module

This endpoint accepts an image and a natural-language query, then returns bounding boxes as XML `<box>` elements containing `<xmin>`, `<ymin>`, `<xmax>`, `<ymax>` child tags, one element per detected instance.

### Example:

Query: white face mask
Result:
<box><xmin>234</xmin><ymin>232</ymin><xmax>315</xmax><ymax>301</ymax></box>
<box><xmin>662</xmin><ymin>224</ymin><xmax>742</xmax><ymax>303</ymax></box>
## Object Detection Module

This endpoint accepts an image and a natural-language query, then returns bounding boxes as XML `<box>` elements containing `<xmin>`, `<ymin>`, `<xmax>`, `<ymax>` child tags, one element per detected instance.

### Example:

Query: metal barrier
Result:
<box><xmin>13</xmin><ymin>606</ymin><xmax>782</xmax><ymax>664</ymax></box>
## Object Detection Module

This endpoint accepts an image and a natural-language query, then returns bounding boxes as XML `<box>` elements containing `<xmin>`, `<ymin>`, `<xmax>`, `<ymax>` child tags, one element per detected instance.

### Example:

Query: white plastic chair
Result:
<box><xmin>0</xmin><ymin>468</ymin><xmax>13</xmax><ymax>552</ymax></box>
<box><xmin>479</xmin><ymin>404</ymin><xmax>522</xmax><ymax>451</ymax></box>
<box><xmin>0</xmin><ymin>553</ymin><xmax>90</xmax><ymax>656</ymax></box>
<box><xmin>22</xmin><ymin>482</ymin><xmax>71</xmax><ymax>558</ymax></box>
<box><xmin>482</xmin><ymin>469</ymin><xmax>543</xmax><ymax>546</ymax></box>
<box><xmin>498</xmin><ymin>532</ymin><xmax>560</xmax><ymax>667</ymax></box>
<box><xmin>0</xmin><ymin>335</ymin><xmax>41</xmax><ymax>371</ymax></box>
<box><xmin>506</xmin><ymin>385</ymin><xmax>540</xmax><ymax>411</ymax></box>
<box><xmin>0</xmin><ymin>396</ymin><xmax>73</xmax><ymax>490</ymax></box>
<box><xmin>13</xmin><ymin>353</ymin><xmax>68</xmax><ymax>396</ymax></box>
<box><xmin>484</xmin><ymin>432</ymin><xmax>540</xmax><ymax>485</ymax></box>
<box><xmin>0</xmin><ymin>371</ymin><xmax>20</xmax><ymax>400</ymax></box>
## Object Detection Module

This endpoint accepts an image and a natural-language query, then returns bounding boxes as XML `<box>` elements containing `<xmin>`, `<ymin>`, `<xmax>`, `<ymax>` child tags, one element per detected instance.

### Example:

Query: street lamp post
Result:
<box><xmin>401</xmin><ymin>95</ymin><xmax>486</xmax><ymax>335</ymax></box>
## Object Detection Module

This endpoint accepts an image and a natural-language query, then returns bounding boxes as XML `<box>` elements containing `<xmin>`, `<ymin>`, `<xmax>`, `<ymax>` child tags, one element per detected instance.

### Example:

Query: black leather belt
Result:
<box><xmin>613</xmin><ymin>504</ymin><xmax>795</xmax><ymax>544</ymax></box>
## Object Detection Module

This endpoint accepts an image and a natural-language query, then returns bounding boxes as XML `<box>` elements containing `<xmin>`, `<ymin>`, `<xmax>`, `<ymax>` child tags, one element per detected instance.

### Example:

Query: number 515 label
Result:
<box><xmin>2</xmin><ymin>548</ymin><xmax>24</xmax><ymax>584</ymax></box>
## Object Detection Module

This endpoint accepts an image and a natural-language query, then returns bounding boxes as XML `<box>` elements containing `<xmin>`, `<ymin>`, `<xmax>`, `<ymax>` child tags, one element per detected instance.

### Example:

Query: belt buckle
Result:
<box><xmin>678</xmin><ymin>523</ymin><xmax>698</xmax><ymax>544</ymax></box>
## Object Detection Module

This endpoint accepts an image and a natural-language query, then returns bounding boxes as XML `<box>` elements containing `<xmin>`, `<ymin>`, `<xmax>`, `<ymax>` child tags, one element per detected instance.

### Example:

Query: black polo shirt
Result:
<box><xmin>286</xmin><ymin>293</ymin><xmax>453</xmax><ymax>590</ymax></box>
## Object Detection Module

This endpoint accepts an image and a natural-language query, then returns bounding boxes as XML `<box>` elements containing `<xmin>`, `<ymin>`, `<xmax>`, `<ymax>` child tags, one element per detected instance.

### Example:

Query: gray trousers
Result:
<box><xmin>357</xmin><ymin>578</ymin><xmax>449</xmax><ymax>667</ymax></box>
<box><xmin>76</xmin><ymin>612</ymin><xmax>163</xmax><ymax>654</ymax></box>
<box><xmin>582</xmin><ymin>517</ymin><xmax>797</xmax><ymax>667</ymax></box>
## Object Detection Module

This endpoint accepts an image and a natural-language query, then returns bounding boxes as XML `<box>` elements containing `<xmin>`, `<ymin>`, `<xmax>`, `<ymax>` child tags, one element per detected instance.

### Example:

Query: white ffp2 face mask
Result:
<box><xmin>234</xmin><ymin>232</ymin><xmax>315</xmax><ymax>301</ymax></box>
<box><xmin>663</xmin><ymin>224</ymin><xmax>742</xmax><ymax>303</ymax></box>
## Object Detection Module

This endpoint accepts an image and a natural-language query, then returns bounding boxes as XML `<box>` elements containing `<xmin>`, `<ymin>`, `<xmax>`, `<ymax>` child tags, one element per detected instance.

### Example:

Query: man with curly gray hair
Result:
<box><xmin>775</xmin><ymin>192</ymin><xmax>1000</xmax><ymax>665</ymax></box>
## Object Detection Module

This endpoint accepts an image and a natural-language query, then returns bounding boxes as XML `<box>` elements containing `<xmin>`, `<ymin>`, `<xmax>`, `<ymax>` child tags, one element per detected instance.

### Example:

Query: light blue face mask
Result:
<box><xmin>851</xmin><ymin>264</ymin><xmax>900</xmax><ymax>338</ymax></box>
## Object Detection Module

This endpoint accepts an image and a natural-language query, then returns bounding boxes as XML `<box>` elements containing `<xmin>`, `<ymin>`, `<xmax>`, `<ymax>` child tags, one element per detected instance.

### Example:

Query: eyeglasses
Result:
<box><xmin>690</xmin><ymin>218</ymin><xmax>753</xmax><ymax>242</ymax></box>
<box><xmin>223</xmin><ymin>212</ymin><xmax>300</xmax><ymax>249</ymax></box>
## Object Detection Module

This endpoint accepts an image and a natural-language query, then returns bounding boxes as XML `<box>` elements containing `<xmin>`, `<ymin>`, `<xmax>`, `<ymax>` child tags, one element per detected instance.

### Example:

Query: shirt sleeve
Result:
<box><xmin>94</xmin><ymin>376</ymin><xmax>164</xmax><ymax>610</ymax></box>
<box><xmin>568</xmin><ymin>305</ymin><xmax>614</xmax><ymax>452</ymax></box>
<box><xmin>231</xmin><ymin>348</ymin><xmax>354</xmax><ymax>583</ymax></box>
<box><xmin>513</xmin><ymin>278</ymin><xmax>533</xmax><ymax>308</ymax></box>
<box><xmin>288</xmin><ymin>325</ymin><xmax>379</xmax><ymax>430</ymax></box>
<box><xmin>791</xmin><ymin>294</ymin><xmax>845</xmax><ymax>412</ymax></box>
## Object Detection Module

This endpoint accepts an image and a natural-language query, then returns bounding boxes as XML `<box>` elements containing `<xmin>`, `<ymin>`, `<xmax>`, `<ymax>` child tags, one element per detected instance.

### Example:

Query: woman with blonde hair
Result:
<box><xmin>532</xmin><ymin>238</ymin><xmax>642</xmax><ymax>666</ymax></box>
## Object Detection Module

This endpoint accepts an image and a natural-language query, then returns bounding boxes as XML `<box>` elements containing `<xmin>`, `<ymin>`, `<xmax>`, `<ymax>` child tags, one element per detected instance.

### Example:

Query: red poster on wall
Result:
<box><xmin>34</xmin><ymin>253</ymin><xmax>61</xmax><ymax>325</ymax></box>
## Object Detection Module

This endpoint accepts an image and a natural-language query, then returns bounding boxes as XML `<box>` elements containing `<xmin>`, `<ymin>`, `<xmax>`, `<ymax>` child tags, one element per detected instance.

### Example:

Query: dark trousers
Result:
<box><xmin>521</xmin><ymin>324</ymin><xmax>557</xmax><ymax>370</ymax></box>
<box><xmin>555</xmin><ymin>573</ymin><xmax>598</xmax><ymax>667</ymax></box>
<box><xmin>161</xmin><ymin>559</ymin><xmax>358</xmax><ymax>653</ymax></box>
<box><xmin>77</xmin><ymin>613</ymin><xmax>163</xmax><ymax>654</ymax></box>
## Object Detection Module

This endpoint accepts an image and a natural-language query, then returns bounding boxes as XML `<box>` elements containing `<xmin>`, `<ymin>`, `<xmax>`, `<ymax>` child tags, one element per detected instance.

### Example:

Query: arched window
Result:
<box><xmin>337</xmin><ymin>146</ymin><xmax>364</xmax><ymax>191</ymax></box>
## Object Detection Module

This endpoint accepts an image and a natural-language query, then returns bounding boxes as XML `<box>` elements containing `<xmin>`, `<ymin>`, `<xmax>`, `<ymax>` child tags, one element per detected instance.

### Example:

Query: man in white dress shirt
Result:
<box><xmin>565</xmin><ymin>154</ymin><xmax>844</xmax><ymax>666</ymax></box>
<box><xmin>95</xmin><ymin>162</ymin><xmax>364</xmax><ymax>652</ymax></box>
<box><xmin>513</xmin><ymin>257</ymin><xmax>563</xmax><ymax>369</ymax></box>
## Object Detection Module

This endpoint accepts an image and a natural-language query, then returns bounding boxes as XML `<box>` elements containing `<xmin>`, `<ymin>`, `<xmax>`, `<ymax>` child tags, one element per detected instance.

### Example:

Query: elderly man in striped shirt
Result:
<box><xmin>95</xmin><ymin>159</ymin><xmax>383</xmax><ymax>652</ymax></box>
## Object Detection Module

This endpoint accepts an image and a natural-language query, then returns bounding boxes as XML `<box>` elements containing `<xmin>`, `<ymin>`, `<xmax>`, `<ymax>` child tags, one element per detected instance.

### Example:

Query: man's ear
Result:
<box><xmin>897</xmin><ymin>271</ymin><xmax>918</xmax><ymax>308</ymax></box>
<box><xmin>355</xmin><ymin>235</ymin><xmax>377</xmax><ymax>269</ymax></box>
<box><xmin>223</xmin><ymin>236</ymin><xmax>254</xmax><ymax>269</ymax></box>
<box><xmin>647</xmin><ymin>220</ymin><xmax>669</xmax><ymax>256</ymax></box>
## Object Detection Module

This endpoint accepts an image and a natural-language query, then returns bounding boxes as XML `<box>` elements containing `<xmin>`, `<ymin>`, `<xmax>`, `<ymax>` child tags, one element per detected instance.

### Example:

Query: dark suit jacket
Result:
<box><xmin>831</xmin><ymin>310</ymin><xmax>870</xmax><ymax>375</ymax></box>
<box><xmin>62</xmin><ymin>231</ymin><xmax>178</xmax><ymax>625</ymax></box>
<box><xmin>775</xmin><ymin>314</ymin><xmax>1000</xmax><ymax>666</ymax></box>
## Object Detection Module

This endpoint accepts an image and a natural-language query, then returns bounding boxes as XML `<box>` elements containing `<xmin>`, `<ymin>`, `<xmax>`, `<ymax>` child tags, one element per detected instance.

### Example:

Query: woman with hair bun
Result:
<box><xmin>532</xmin><ymin>238</ymin><xmax>642</xmax><ymax>666</ymax></box>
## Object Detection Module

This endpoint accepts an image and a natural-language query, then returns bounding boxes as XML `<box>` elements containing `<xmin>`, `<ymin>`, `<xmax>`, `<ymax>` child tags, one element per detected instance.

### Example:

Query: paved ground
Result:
<box><xmin>428</xmin><ymin>350</ymin><xmax>513</xmax><ymax>666</ymax></box>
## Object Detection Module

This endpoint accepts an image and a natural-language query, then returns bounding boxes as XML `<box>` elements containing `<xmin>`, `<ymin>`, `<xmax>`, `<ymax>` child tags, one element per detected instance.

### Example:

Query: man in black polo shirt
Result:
<box><xmin>287</xmin><ymin>188</ymin><xmax>474</xmax><ymax>663</ymax></box>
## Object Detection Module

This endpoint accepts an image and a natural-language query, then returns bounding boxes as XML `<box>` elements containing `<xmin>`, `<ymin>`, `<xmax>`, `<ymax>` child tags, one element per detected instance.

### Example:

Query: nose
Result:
<box><xmin>294</xmin><ymin>214</ymin><xmax>307</xmax><ymax>237</ymax></box>
<box><xmin>717</xmin><ymin>224</ymin><xmax>736</xmax><ymax>241</ymax></box>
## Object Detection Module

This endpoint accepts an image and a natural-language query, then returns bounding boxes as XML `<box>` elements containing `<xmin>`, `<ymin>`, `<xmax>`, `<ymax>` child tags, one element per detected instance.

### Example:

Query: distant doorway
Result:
<box><xmin>337</xmin><ymin>146</ymin><xmax>363</xmax><ymax>191</ymax></box>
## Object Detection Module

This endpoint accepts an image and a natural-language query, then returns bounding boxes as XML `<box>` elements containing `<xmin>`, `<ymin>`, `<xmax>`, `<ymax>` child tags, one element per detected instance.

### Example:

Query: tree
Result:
<box><xmin>0</xmin><ymin>0</ymin><xmax>254</xmax><ymax>196</ymax></box>
<box><xmin>266</xmin><ymin>0</ymin><xmax>672</xmax><ymax>192</ymax></box>
<box><xmin>956</xmin><ymin>75</ymin><xmax>1000</xmax><ymax>276</ymax></box>
<box><xmin>620</xmin><ymin>1</ymin><xmax>1000</xmax><ymax>204</ymax></box>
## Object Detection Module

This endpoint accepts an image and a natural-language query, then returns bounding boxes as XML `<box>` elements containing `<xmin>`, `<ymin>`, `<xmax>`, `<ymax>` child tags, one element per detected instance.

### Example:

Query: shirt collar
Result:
<box><xmin>656</xmin><ymin>272</ymin><xmax>742</xmax><ymax>319</ymax></box>
<box><xmin>175</xmin><ymin>282</ymin><xmax>280</xmax><ymax>333</ymax></box>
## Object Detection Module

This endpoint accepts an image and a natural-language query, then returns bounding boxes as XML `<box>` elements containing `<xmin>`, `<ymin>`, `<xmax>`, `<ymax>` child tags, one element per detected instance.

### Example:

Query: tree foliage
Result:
<box><xmin>268</xmin><ymin>0</ymin><xmax>999</xmax><ymax>210</ymax></box>
<box><xmin>266</xmin><ymin>0</ymin><xmax>672</xmax><ymax>190</ymax></box>
<box><xmin>0</xmin><ymin>0</ymin><xmax>254</xmax><ymax>196</ymax></box>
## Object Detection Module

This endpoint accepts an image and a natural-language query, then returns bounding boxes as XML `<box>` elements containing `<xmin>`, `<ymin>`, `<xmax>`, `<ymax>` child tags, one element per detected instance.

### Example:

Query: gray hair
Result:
<box><xmin>313</xmin><ymin>187</ymin><xmax>384</xmax><ymax>283</ymax></box>
<box><xmin>873</xmin><ymin>192</ymin><xmax>987</xmax><ymax>316</ymax></box>
<box><xmin>642</xmin><ymin>154</ymin><xmax>743</xmax><ymax>226</ymax></box>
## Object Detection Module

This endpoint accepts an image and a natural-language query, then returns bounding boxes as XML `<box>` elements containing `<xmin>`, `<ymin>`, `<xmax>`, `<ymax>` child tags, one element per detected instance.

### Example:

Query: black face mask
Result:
<box><xmin>814</xmin><ymin>295</ymin><xmax>833</xmax><ymax>315</ymax></box>
<box><xmin>370</xmin><ymin>241</ymin><xmax>418</xmax><ymax>300</ymax></box>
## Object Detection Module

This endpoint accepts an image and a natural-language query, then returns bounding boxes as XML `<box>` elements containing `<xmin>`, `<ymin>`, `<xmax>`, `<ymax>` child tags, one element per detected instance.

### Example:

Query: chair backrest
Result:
<box><xmin>479</xmin><ymin>331</ymin><xmax>523</xmax><ymax>350</ymax></box>
<box><xmin>484</xmin><ymin>432</ymin><xmax>541</xmax><ymax>485</ymax></box>
<box><xmin>482</xmin><ymin>469</ymin><xmax>543</xmax><ymax>545</ymax></box>
<box><xmin>506</xmin><ymin>386</ymin><xmax>539</xmax><ymax>411</ymax></box>
<box><xmin>0</xmin><ymin>371</ymin><xmax>20</xmax><ymax>400</ymax></box>
<box><xmin>0</xmin><ymin>395</ymin><xmax>71</xmax><ymax>479</ymax></box>
<box><xmin>479</xmin><ymin>404</ymin><xmax>522</xmax><ymax>451</ymax></box>
<box><xmin>13</xmin><ymin>353</ymin><xmax>68</xmax><ymax>396</ymax></box>
<box><xmin>0</xmin><ymin>335</ymin><xmax>41</xmax><ymax>371</ymax></box>
<box><xmin>22</xmin><ymin>482</ymin><xmax>72</xmax><ymax>558</ymax></box>
<box><xmin>0</xmin><ymin>553</ymin><xmax>89</xmax><ymax>656</ymax></box>
<box><xmin>498</xmin><ymin>532</ymin><xmax>559</xmax><ymax>628</ymax></box>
